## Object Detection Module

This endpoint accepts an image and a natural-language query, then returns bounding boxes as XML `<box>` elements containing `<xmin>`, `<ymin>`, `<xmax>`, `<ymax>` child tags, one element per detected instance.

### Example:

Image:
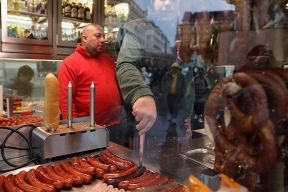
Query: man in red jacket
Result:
<box><xmin>58</xmin><ymin>24</ymin><xmax>122</xmax><ymax>145</ymax></box>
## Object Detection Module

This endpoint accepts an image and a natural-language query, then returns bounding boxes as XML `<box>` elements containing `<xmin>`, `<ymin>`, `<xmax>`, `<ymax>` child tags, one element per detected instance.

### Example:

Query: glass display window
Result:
<box><xmin>58</xmin><ymin>0</ymin><xmax>94</xmax><ymax>45</ymax></box>
<box><xmin>6</xmin><ymin>0</ymin><xmax>49</xmax><ymax>40</ymax></box>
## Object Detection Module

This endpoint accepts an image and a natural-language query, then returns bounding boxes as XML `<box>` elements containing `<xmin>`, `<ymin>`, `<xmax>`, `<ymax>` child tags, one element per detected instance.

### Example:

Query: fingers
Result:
<box><xmin>132</xmin><ymin>96</ymin><xmax>157</xmax><ymax>134</ymax></box>
<box><xmin>132</xmin><ymin>110</ymin><xmax>156</xmax><ymax>135</ymax></box>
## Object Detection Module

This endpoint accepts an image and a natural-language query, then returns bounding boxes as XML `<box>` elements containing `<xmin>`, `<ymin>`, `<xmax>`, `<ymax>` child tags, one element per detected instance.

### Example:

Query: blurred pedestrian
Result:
<box><xmin>161</xmin><ymin>62</ymin><xmax>186</xmax><ymax>124</ymax></box>
<box><xmin>191</xmin><ymin>68</ymin><xmax>211</xmax><ymax>123</ymax></box>
<box><xmin>141</xmin><ymin>66</ymin><xmax>152</xmax><ymax>88</ymax></box>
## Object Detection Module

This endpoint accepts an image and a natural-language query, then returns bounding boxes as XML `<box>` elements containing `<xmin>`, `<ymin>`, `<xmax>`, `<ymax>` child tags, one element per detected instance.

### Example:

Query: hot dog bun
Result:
<box><xmin>44</xmin><ymin>73</ymin><xmax>60</xmax><ymax>131</ymax></box>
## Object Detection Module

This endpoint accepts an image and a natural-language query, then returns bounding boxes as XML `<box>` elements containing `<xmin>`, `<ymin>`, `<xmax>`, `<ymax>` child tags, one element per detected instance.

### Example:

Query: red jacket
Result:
<box><xmin>58</xmin><ymin>44</ymin><xmax>121</xmax><ymax>126</ymax></box>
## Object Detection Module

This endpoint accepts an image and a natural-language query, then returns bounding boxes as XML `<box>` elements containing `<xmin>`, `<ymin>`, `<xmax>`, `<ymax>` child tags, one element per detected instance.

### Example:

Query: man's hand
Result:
<box><xmin>132</xmin><ymin>96</ymin><xmax>157</xmax><ymax>135</ymax></box>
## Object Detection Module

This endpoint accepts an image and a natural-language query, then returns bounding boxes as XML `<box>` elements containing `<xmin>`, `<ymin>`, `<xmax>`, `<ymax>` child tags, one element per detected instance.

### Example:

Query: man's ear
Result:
<box><xmin>82</xmin><ymin>35</ymin><xmax>87</xmax><ymax>42</ymax></box>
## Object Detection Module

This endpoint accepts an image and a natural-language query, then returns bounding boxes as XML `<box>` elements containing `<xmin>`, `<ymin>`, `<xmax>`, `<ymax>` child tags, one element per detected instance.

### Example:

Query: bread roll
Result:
<box><xmin>44</xmin><ymin>73</ymin><xmax>60</xmax><ymax>131</ymax></box>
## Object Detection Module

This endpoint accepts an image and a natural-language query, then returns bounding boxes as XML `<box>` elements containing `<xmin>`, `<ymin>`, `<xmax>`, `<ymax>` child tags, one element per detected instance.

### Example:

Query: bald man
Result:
<box><xmin>58</xmin><ymin>24</ymin><xmax>123</xmax><ymax>145</ymax></box>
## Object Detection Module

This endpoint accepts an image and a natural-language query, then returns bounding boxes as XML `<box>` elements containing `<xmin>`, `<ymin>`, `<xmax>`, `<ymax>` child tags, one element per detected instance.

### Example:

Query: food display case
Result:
<box><xmin>55</xmin><ymin>0</ymin><xmax>98</xmax><ymax>56</ymax></box>
<box><xmin>1</xmin><ymin>0</ymin><xmax>53</xmax><ymax>55</ymax></box>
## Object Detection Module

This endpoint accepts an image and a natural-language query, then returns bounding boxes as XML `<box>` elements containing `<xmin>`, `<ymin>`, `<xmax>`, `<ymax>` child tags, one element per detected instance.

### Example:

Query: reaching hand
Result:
<box><xmin>132</xmin><ymin>96</ymin><xmax>157</xmax><ymax>135</ymax></box>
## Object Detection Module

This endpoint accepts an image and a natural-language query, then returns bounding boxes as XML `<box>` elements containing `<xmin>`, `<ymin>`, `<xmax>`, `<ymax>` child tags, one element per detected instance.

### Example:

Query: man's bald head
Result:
<box><xmin>82</xmin><ymin>24</ymin><xmax>103</xmax><ymax>44</ymax></box>
<box><xmin>81</xmin><ymin>23</ymin><xmax>105</xmax><ymax>58</ymax></box>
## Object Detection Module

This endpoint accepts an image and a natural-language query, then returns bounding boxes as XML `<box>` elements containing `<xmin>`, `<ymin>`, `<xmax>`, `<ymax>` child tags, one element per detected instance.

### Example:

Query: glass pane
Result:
<box><xmin>61</xmin><ymin>0</ymin><xmax>93</xmax><ymax>43</ymax></box>
<box><xmin>112</xmin><ymin>0</ymin><xmax>288</xmax><ymax>191</ymax></box>
<box><xmin>7</xmin><ymin>0</ymin><xmax>48</xmax><ymax>40</ymax></box>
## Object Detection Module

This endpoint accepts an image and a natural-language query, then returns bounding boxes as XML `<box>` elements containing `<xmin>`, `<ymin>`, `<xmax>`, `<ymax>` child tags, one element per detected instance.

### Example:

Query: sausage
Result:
<box><xmin>102</xmin><ymin>164</ymin><xmax>138</xmax><ymax>182</ymax></box>
<box><xmin>3</xmin><ymin>174</ymin><xmax>24</xmax><ymax>192</ymax></box>
<box><xmin>154</xmin><ymin>179</ymin><xmax>177</xmax><ymax>192</ymax></box>
<box><xmin>53</xmin><ymin>162</ymin><xmax>83</xmax><ymax>185</ymax></box>
<box><xmin>78</xmin><ymin>157</ymin><xmax>105</xmax><ymax>178</ymax></box>
<box><xmin>137</xmin><ymin>175</ymin><xmax>169</xmax><ymax>190</ymax></box>
<box><xmin>155</xmin><ymin>184</ymin><xmax>181</xmax><ymax>192</ymax></box>
<box><xmin>87</xmin><ymin>155</ymin><xmax>117</xmax><ymax>172</ymax></box>
<box><xmin>102</xmin><ymin>150</ymin><xmax>135</xmax><ymax>169</ymax></box>
<box><xmin>126</xmin><ymin>172</ymin><xmax>161</xmax><ymax>190</ymax></box>
<box><xmin>0</xmin><ymin>175</ymin><xmax>5</xmax><ymax>192</ymax></box>
<box><xmin>106</xmin><ymin>166</ymin><xmax>146</xmax><ymax>188</ymax></box>
<box><xmin>70</xmin><ymin>157</ymin><xmax>96</xmax><ymax>175</ymax></box>
<box><xmin>44</xmin><ymin>165</ymin><xmax>73</xmax><ymax>188</ymax></box>
<box><xmin>14</xmin><ymin>170</ymin><xmax>44</xmax><ymax>192</ymax></box>
<box><xmin>96</xmin><ymin>183</ymin><xmax>108</xmax><ymax>192</ymax></box>
<box><xmin>104</xmin><ymin>150</ymin><xmax>134</xmax><ymax>165</ymax></box>
<box><xmin>118</xmin><ymin>169</ymin><xmax>152</xmax><ymax>189</ymax></box>
<box><xmin>78</xmin><ymin>157</ymin><xmax>93</xmax><ymax>167</ymax></box>
<box><xmin>61</xmin><ymin>161</ymin><xmax>92</xmax><ymax>183</ymax></box>
<box><xmin>35</xmin><ymin>166</ymin><xmax>63</xmax><ymax>189</ymax></box>
<box><xmin>27</xmin><ymin>169</ymin><xmax>55</xmax><ymax>192</ymax></box>
<box><xmin>104</xmin><ymin>185</ymin><xmax>114</xmax><ymax>192</ymax></box>
<box><xmin>99</xmin><ymin>153</ymin><xmax>134</xmax><ymax>170</ymax></box>
<box><xmin>175</xmin><ymin>184</ymin><xmax>188</xmax><ymax>192</ymax></box>
<box><xmin>86</xmin><ymin>181</ymin><xmax>103</xmax><ymax>192</ymax></box>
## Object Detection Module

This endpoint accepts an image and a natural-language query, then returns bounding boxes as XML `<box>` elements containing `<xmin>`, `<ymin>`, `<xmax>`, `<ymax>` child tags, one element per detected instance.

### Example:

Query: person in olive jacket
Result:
<box><xmin>161</xmin><ymin>62</ymin><xmax>186</xmax><ymax>124</ymax></box>
<box><xmin>116</xmin><ymin>0</ymin><xmax>180</xmax><ymax>134</ymax></box>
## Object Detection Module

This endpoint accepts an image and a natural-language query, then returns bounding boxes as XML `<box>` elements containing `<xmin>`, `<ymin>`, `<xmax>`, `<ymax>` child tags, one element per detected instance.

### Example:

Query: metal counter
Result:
<box><xmin>0</xmin><ymin>136</ymin><xmax>213</xmax><ymax>191</ymax></box>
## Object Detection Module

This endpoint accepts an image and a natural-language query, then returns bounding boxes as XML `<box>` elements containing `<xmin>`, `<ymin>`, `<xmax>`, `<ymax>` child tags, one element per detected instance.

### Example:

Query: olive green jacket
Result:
<box><xmin>116</xmin><ymin>18</ymin><xmax>155</xmax><ymax>105</ymax></box>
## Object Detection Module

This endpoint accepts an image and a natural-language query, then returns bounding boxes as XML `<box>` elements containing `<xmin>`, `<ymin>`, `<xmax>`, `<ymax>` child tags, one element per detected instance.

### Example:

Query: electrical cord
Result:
<box><xmin>0</xmin><ymin>124</ymin><xmax>39</xmax><ymax>173</ymax></box>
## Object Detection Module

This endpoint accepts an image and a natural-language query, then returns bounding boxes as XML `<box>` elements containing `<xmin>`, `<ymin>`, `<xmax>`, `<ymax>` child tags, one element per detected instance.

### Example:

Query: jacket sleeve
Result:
<box><xmin>116</xmin><ymin>27</ymin><xmax>153</xmax><ymax>105</ymax></box>
<box><xmin>57</xmin><ymin>60</ymin><xmax>78</xmax><ymax>119</ymax></box>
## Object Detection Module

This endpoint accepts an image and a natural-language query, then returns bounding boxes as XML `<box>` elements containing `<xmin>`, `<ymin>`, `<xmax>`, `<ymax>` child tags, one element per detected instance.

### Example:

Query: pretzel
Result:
<box><xmin>204</xmin><ymin>71</ymin><xmax>282</xmax><ymax>191</ymax></box>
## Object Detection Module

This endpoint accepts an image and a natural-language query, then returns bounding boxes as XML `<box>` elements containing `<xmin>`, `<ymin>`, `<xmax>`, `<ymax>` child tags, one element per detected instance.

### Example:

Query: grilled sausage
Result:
<box><xmin>126</xmin><ymin>172</ymin><xmax>161</xmax><ymax>190</ymax></box>
<box><xmin>0</xmin><ymin>175</ymin><xmax>5</xmax><ymax>192</ymax></box>
<box><xmin>70</xmin><ymin>157</ymin><xmax>96</xmax><ymax>175</ymax></box>
<box><xmin>3</xmin><ymin>174</ymin><xmax>24</xmax><ymax>192</ymax></box>
<box><xmin>61</xmin><ymin>161</ymin><xmax>92</xmax><ymax>183</ymax></box>
<box><xmin>44</xmin><ymin>165</ymin><xmax>73</xmax><ymax>188</ymax></box>
<box><xmin>78</xmin><ymin>157</ymin><xmax>105</xmax><ymax>178</ymax></box>
<box><xmin>53</xmin><ymin>162</ymin><xmax>83</xmax><ymax>185</ymax></box>
<box><xmin>106</xmin><ymin>166</ymin><xmax>146</xmax><ymax>188</ymax></box>
<box><xmin>27</xmin><ymin>169</ymin><xmax>55</xmax><ymax>192</ymax></box>
<box><xmin>87</xmin><ymin>155</ymin><xmax>117</xmax><ymax>172</ymax></box>
<box><xmin>99</xmin><ymin>153</ymin><xmax>134</xmax><ymax>170</ymax></box>
<box><xmin>35</xmin><ymin>166</ymin><xmax>63</xmax><ymax>189</ymax></box>
<box><xmin>15</xmin><ymin>170</ymin><xmax>44</xmax><ymax>192</ymax></box>
<box><xmin>136</xmin><ymin>175</ymin><xmax>169</xmax><ymax>190</ymax></box>
<box><xmin>105</xmin><ymin>150</ymin><xmax>134</xmax><ymax>165</ymax></box>
<box><xmin>118</xmin><ymin>169</ymin><xmax>152</xmax><ymax>189</ymax></box>
<box><xmin>102</xmin><ymin>164</ymin><xmax>138</xmax><ymax>182</ymax></box>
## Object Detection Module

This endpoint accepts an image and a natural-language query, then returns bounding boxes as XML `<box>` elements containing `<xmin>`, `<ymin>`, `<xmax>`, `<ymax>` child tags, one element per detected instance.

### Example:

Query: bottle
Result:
<box><xmin>77</xmin><ymin>31</ymin><xmax>81</xmax><ymax>43</ymax></box>
<box><xmin>24</xmin><ymin>0</ymin><xmax>28</xmax><ymax>11</ymax></box>
<box><xmin>62</xmin><ymin>1</ymin><xmax>65</xmax><ymax>16</ymax></box>
<box><xmin>28</xmin><ymin>0</ymin><xmax>34</xmax><ymax>12</ymax></box>
<box><xmin>77</xmin><ymin>3</ymin><xmax>84</xmax><ymax>20</ymax></box>
<box><xmin>13</xmin><ymin>0</ymin><xmax>19</xmax><ymax>10</ymax></box>
<box><xmin>70</xmin><ymin>1</ymin><xmax>77</xmax><ymax>18</ymax></box>
<box><xmin>8</xmin><ymin>0</ymin><xmax>13</xmax><ymax>9</ymax></box>
<box><xmin>40</xmin><ymin>0</ymin><xmax>47</xmax><ymax>14</ymax></box>
<box><xmin>64</xmin><ymin>0</ymin><xmax>71</xmax><ymax>17</ymax></box>
<box><xmin>17</xmin><ymin>0</ymin><xmax>23</xmax><ymax>11</ymax></box>
<box><xmin>84</xmin><ymin>3</ymin><xmax>90</xmax><ymax>21</ymax></box>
